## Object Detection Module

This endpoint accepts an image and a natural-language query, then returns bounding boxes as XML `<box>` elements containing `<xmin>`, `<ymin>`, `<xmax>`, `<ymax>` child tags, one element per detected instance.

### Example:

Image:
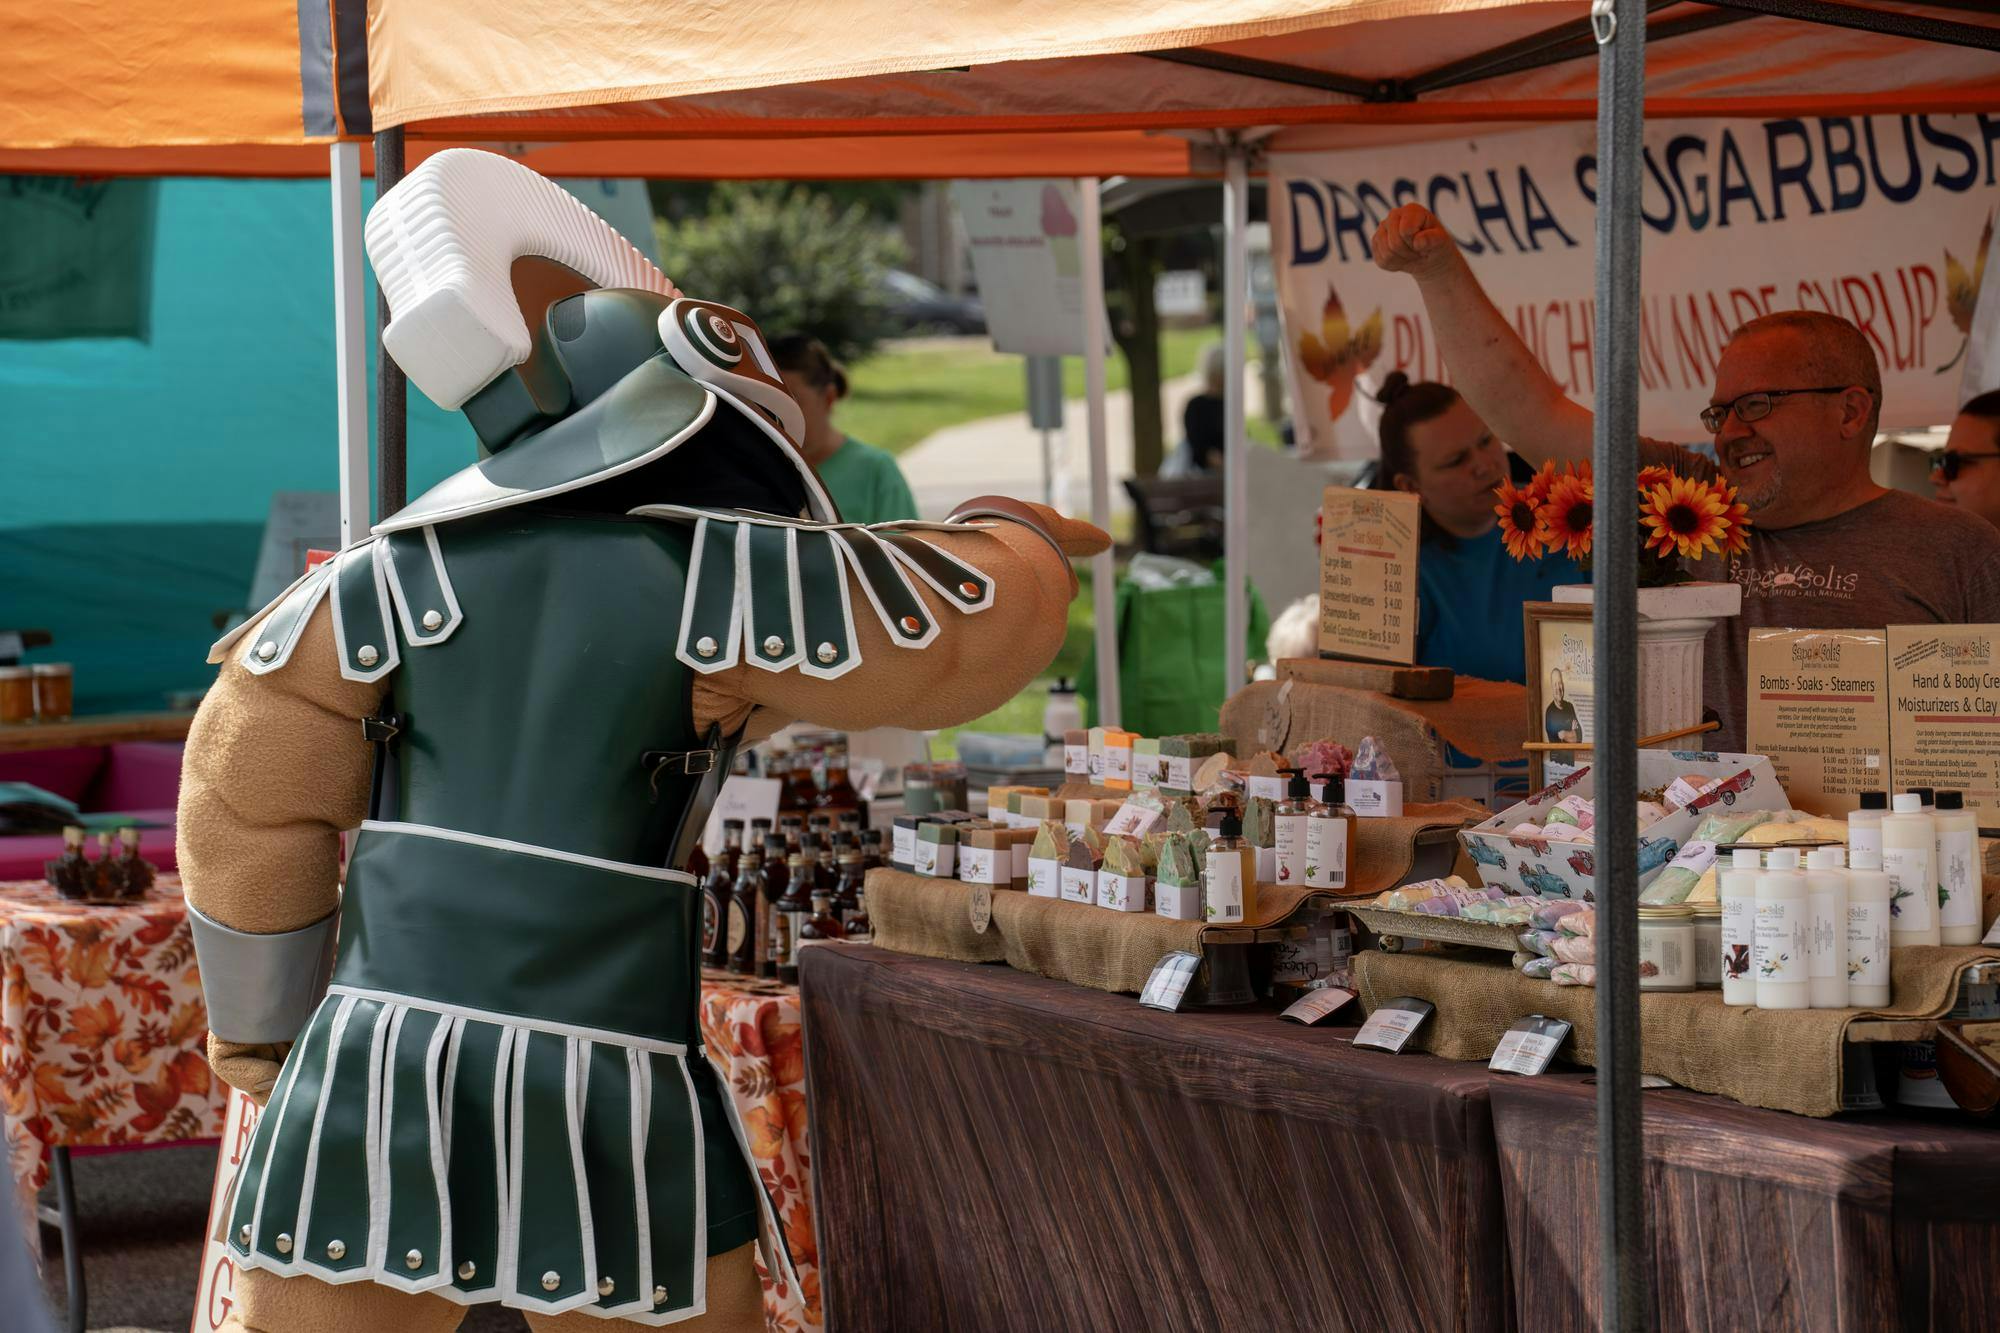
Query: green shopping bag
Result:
<box><xmin>1079</xmin><ymin>566</ymin><xmax>1269</xmax><ymax>736</ymax></box>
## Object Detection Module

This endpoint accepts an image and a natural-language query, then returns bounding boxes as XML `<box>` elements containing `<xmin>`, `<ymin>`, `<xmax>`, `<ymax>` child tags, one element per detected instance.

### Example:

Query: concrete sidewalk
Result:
<box><xmin>896</xmin><ymin>371</ymin><xmax>1205</xmax><ymax>522</ymax></box>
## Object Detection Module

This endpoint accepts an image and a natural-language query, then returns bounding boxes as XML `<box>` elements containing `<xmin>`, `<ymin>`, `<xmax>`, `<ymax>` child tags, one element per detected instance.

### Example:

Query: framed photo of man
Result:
<box><xmin>1523</xmin><ymin>601</ymin><xmax>1595</xmax><ymax>790</ymax></box>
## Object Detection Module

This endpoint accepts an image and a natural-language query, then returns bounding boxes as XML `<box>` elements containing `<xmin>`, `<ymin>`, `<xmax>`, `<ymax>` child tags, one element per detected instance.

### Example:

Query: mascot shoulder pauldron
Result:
<box><xmin>177</xmin><ymin>149</ymin><xmax>1104</xmax><ymax>1327</ymax></box>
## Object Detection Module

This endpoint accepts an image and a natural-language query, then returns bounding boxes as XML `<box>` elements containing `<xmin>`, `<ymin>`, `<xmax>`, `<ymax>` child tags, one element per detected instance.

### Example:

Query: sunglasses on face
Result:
<box><xmin>1698</xmin><ymin>386</ymin><xmax>1859</xmax><ymax>435</ymax></box>
<box><xmin>1933</xmin><ymin>449</ymin><xmax>2000</xmax><ymax>481</ymax></box>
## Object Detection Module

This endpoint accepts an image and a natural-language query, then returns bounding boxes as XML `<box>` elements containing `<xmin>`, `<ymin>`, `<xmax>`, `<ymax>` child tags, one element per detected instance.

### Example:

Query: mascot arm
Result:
<box><xmin>693</xmin><ymin>500</ymin><xmax>1108</xmax><ymax>741</ymax></box>
<box><xmin>178</xmin><ymin>600</ymin><xmax>387</xmax><ymax>1102</ymax></box>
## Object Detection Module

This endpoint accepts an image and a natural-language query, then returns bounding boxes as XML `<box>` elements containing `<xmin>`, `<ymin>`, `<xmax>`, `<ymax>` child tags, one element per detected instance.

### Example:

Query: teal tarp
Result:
<box><xmin>1</xmin><ymin>176</ymin><xmax>658</xmax><ymax>713</ymax></box>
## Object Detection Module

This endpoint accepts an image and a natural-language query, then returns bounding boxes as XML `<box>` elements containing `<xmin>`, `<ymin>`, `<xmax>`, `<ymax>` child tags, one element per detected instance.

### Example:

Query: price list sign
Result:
<box><xmin>1888</xmin><ymin>624</ymin><xmax>2000</xmax><ymax>824</ymax></box>
<box><xmin>1745</xmin><ymin>629</ymin><xmax>1889</xmax><ymax>815</ymax></box>
<box><xmin>1318</xmin><ymin>487</ymin><xmax>1421</xmax><ymax>666</ymax></box>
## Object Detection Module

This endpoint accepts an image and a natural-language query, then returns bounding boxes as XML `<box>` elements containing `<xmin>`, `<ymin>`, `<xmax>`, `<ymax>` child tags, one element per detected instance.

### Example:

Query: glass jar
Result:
<box><xmin>1689</xmin><ymin>901</ymin><xmax>1723</xmax><ymax>990</ymax></box>
<box><xmin>31</xmin><ymin>663</ymin><xmax>73</xmax><ymax>721</ymax></box>
<box><xmin>0</xmin><ymin>667</ymin><xmax>31</xmax><ymax>724</ymax></box>
<box><xmin>1637</xmin><ymin>904</ymin><xmax>1696</xmax><ymax>993</ymax></box>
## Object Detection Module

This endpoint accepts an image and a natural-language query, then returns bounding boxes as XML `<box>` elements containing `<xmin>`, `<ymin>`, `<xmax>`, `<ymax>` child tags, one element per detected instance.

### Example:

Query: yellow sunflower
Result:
<box><xmin>1493</xmin><ymin>475</ymin><xmax>1549</xmax><ymax>560</ymax></box>
<box><xmin>1640</xmin><ymin>472</ymin><xmax>1734</xmax><ymax>561</ymax></box>
<box><xmin>1538</xmin><ymin>468</ymin><xmax>1596</xmax><ymax>560</ymax></box>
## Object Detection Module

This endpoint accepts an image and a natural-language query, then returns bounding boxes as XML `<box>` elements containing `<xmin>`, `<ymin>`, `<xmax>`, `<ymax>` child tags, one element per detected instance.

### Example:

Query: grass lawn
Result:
<box><xmin>842</xmin><ymin>326</ymin><xmax>1219</xmax><ymax>456</ymax></box>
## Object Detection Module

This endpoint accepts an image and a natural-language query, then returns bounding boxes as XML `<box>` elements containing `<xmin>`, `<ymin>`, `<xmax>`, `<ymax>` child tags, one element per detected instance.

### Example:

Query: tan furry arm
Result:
<box><xmin>692</xmin><ymin>501</ymin><xmax>1108</xmax><ymax>740</ymax></box>
<box><xmin>178</xmin><ymin>600</ymin><xmax>387</xmax><ymax>1099</ymax></box>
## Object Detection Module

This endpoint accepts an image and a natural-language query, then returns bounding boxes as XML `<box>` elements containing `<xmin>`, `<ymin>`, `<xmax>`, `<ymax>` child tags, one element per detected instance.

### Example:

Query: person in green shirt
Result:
<box><xmin>772</xmin><ymin>334</ymin><xmax>920</xmax><ymax>525</ymax></box>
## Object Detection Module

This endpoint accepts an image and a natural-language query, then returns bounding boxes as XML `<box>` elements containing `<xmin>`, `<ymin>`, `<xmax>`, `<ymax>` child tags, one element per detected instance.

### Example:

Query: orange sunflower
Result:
<box><xmin>1640</xmin><ymin>472</ymin><xmax>1737</xmax><ymax>561</ymax></box>
<box><xmin>1492</xmin><ymin>474</ymin><xmax>1550</xmax><ymax>559</ymax></box>
<box><xmin>1538</xmin><ymin>468</ymin><xmax>1596</xmax><ymax>559</ymax></box>
<box><xmin>1637</xmin><ymin>464</ymin><xmax>1675</xmax><ymax>490</ymax></box>
<box><xmin>1716</xmin><ymin>478</ymin><xmax>1752</xmax><ymax>557</ymax></box>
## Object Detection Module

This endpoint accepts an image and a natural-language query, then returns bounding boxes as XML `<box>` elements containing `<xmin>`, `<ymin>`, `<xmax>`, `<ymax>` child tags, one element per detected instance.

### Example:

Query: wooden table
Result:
<box><xmin>800</xmin><ymin>944</ymin><xmax>1511</xmax><ymax>1332</ymax></box>
<box><xmin>0</xmin><ymin>711</ymin><xmax>194</xmax><ymax>753</ymax></box>
<box><xmin>801</xmin><ymin>945</ymin><xmax>2000</xmax><ymax>1332</ymax></box>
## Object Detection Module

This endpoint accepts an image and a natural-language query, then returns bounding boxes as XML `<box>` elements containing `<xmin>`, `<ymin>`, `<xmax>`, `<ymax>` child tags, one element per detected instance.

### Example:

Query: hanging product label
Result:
<box><xmin>1027</xmin><ymin>856</ymin><xmax>1060</xmax><ymax>899</ymax></box>
<box><xmin>1279</xmin><ymin>986</ymin><xmax>1357</xmax><ymax>1025</ymax></box>
<box><xmin>1352</xmin><ymin>997</ymin><xmax>1434</xmax><ymax>1052</ymax></box>
<box><xmin>1161</xmin><ymin>754</ymin><xmax>1193</xmax><ymax>793</ymax></box>
<box><xmin>1489</xmin><ymin>1015</ymin><xmax>1572</xmax><ymax>1075</ymax></box>
<box><xmin>1138</xmin><ymin>951</ymin><xmax>1202</xmax><ymax>1012</ymax></box>
<box><xmin>958</xmin><ymin>846</ymin><xmax>1003</xmax><ymax>885</ymax></box>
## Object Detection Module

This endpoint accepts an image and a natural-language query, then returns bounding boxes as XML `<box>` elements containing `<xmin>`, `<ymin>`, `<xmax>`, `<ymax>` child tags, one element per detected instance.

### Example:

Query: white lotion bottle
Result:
<box><xmin>1804</xmin><ymin>846</ymin><xmax>1849</xmax><ymax>1009</ymax></box>
<box><xmin>1845</xmin><ymin>846</ymin><xmax>1893</xmax><ymax>1008</ymax></box>
<box><xmin>1882</xmin><ymin>792</ymin><xmax>1939</xmax><ymax>948</ymax></box>
<box><xmin>1719</xmin><ymin>847</ymin><xmax>1762</xmax><ymax>1006</ymax></box>
<box><xmin>1934</xmin><ymin>791</ymin><xmax>1981</xmax><ymax>945</ymax></box>
<box><xmin>1848</xmin><ymin>790</ymin><xmax>1887</xmax><ymax>863</ymax></box>
<box><xmin>1754</xmin><ymin>848</ymin><xmax>1809</xmax><ymax>1010</ymax></box>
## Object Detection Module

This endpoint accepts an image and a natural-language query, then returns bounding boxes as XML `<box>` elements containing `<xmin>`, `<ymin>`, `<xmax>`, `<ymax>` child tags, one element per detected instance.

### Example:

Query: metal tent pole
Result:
<box><xmin>375</xmin><ymin>127</ymin><xmax>408</xmax><ymax>521</ymax></box>
<box><xmin>1221</xmin><ymin>142</ymin><xmax>1251</xmax><ymax>694</ymax></box>
<box><xmin>329</xmin><ymin>141</ymin><xmax>370</xmax><ymax>546</ymax></box>
<box><xmin>1080</xmin><ymin>177</ymin><xmax>1121</xmax><ymax>726</ymax></box>
<box><xmin>1590</xmin><ymin>1</ymin><xmax>1649</xmax><ymax>1329</ymax></box>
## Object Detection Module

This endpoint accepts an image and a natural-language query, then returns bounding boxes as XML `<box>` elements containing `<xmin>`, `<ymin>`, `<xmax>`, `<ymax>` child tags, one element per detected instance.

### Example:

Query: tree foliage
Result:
<box><xmin>655</xmin><ymin>183</ymin><xmax>905</xmax><ymax>362</ymax></box>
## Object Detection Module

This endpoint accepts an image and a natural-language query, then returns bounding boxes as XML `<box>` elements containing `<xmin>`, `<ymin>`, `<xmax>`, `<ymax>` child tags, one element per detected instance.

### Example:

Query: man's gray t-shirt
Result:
<box><xmin>1641</xmin><ymin>442</ymin><xmax>2000</xmax><ymax>752</ymax></box>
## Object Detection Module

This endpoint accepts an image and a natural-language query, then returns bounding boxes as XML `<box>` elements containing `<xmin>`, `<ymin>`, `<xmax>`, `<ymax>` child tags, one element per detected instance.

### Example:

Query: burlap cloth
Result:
<box><xmin>869</xmin><ymin>801</ymin><xmax>1487</xmax><ymax>994</ymax></box>
<box><xmin>1355</xmin><ymin>943</ymin><xmax>2000</xmax><ymax>1117</ymax></box>
<box><xmin>1220</xmin><ymin>678</ymin><xmax>1527</xmax><ymax>801</ymax></box>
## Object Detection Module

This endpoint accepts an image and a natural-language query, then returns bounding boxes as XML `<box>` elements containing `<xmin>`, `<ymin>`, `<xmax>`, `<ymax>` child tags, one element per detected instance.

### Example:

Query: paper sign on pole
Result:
<box><xmin>951</xmin><ymin>179</ymin><xmax>1109</xmax><ymax>357</ymax></box>
<box><xmin>1272</xmin><ymin>115</ymin><xmax>2000</xmax><ymax>457</ymax></box>
<box><xmin>1317</xmin><ymin>487</ymin><xmax>1420</xmax><ymax>665</ymax></box>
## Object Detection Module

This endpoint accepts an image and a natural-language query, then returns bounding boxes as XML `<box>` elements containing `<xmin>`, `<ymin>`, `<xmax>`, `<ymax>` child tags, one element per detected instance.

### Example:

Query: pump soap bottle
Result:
<box><xmin>1303</xmin><ymin>774</ymin><xmax>1356</xmax><ymax>893</ymax></box>
<box><xmin>1204</xmin><ymin>813</ymin><xmax>1255</xmax><ymax>925</ymax></box>
<box><xmin>1274</xmin><ymin>769</ymin><xmax>1320</xmax><ymax>888</ymax></box>
<box><xmin>1882</xmin><ymin>792</ymin><xmax>1939</xmax><ymax>948</ymax></box>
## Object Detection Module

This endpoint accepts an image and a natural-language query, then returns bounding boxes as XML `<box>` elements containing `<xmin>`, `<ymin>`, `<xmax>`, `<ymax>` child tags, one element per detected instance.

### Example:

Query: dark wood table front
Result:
<box><xmin>1488</xmin><ymin>1072</ymin><xmax>2000</xmax><ymax>1332</ymax></box>
<box><xmin>799</xmin><ymin>945</ymin><xmax>1511</xmax><ymax>1333</ymax></box>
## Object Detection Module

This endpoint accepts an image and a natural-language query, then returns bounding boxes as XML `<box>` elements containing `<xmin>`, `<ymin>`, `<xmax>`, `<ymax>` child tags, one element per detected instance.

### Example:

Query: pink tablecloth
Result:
<box><xmin>700</xmin><ymin>970</ymin><xmax>822</xmax><ymax>1333</ymax></box>
<box><xmin>0</xmin><ymin>875</ymin><xmax>227</xmax><ymax>1236</ymax></box>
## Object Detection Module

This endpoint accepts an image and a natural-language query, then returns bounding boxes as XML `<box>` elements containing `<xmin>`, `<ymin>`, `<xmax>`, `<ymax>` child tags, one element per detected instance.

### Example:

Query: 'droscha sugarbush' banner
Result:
<box><xmin>1272</xmin><ymin>115</ymin><xmax>2000</xmax><ymax>457</ymax></box>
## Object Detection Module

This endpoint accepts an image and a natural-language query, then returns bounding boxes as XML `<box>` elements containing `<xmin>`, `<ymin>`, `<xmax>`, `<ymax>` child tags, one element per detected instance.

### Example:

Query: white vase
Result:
<box><xmin>1549</xmin><ymin>582</ymin><xmax>1742</xmax><ymax>750</ymax></box>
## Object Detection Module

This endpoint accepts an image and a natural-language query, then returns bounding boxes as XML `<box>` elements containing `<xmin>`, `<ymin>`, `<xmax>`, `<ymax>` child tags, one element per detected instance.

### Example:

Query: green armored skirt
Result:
<box><xmin>225</xmin><ymin>822</ymin><xmax>763</xmax><ymax>1324</ymax></box>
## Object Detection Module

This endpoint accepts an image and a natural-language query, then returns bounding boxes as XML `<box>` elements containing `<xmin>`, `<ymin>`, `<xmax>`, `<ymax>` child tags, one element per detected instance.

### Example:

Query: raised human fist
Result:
<box><xmin>1371</xmin><ymin>203</ymin><xmax>1458</xmax><ymax>279</ymax></box>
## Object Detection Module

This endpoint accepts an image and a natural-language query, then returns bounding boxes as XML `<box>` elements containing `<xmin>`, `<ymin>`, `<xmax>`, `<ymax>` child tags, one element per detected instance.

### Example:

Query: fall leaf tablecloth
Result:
<box><xmin>0</xmin><ymin>875</ymin><xmax>228</xmax><ymax>1242</ymax></box>
<box><xmin>700</xmin><ymin>969</ymin><xmax>821</xmax><ymax>1333</ymax></box>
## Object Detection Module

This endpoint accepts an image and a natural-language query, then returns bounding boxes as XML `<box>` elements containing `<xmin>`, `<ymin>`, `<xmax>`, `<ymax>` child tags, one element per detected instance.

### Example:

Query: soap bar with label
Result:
<box><xmin>1157</xmin><ymin>734</ymin><xmax>1228</xmax><ymax>796</ymax></box>
<box><xmin>913</xmin><ymin>822</ymin><xmax>959</xmax><ymax>877</ymax></box>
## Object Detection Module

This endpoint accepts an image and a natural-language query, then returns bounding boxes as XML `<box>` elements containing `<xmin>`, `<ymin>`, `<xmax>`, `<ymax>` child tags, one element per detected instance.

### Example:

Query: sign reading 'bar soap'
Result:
<box><xmin>1318</xmin><ymin>487</ymin><xmax>1420</xmax><ymax>666</ymax></box>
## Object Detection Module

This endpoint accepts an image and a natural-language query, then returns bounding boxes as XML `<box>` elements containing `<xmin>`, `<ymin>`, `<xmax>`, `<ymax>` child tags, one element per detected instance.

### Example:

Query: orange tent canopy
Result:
<box><xmin>6</xmin><ymin>2</ymin><xmax>1995</xmax><ymax>177</ymax></box>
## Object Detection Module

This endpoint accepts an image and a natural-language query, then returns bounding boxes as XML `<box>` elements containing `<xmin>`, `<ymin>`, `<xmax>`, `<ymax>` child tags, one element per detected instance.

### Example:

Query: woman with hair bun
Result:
<box><xmin>771</xmin><ymin>334</ymin><xmax>920</xmax><ymax>524</ymax></box>
<box><xmin>1372</xmin><ymin>371</ymin><xmax>1579</xmax><ymax>683</ymax></box>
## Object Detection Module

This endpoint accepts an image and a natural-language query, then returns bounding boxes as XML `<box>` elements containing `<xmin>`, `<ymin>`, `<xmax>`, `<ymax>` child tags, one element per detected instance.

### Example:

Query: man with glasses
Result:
<box><xmin>1936</xmin><ymin>389</ymin><xmax>2000</xmax><ymax>532</ymax></box>
<box><xmin>1371</xmin><ymin>203</ymin><xmax>2000</xmax><ymax>752</ymax></box>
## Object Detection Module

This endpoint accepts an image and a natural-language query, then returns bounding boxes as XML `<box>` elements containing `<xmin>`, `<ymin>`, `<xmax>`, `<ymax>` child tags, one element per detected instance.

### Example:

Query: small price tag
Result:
<box><xmin>1138</xmin><ymin>951</ymin><xmax>1202</xmax><ymax>1012</ymax></box>
<box><xmin>1489</xmin><ymin>1015</ymin><xmax>1572</xmax><ymax>1075</ymax></box>
<box><xmin>1352</xmin><ymin>997</ymin><xmax>1434</xmax><ymax>1052</ymax></box>
<box><xmin>967</xmin><ymin>884</ymin><xmax>993</xmax><ymax>934</ymax></box>
<box><xmin>1279</xmin><ymin>986</ymin><xmax>1356</xmax><ymax>1026</ymax></box>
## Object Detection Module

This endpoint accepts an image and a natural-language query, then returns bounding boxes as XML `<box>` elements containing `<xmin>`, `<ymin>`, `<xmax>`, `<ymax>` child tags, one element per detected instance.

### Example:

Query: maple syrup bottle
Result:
<box><xmin>799</xmin><ymin>891</ymin><xmax>847</xmax><ymax>948</ymax></box>
<box><xmin>818</xmin><ymin>743</ymin><xmax>862</xmax><ymax>821</ymax></box>
<box><xmin>759</xmin><ymin>835</ymin><xmax>790</xmax><ymax>979</ymax></box>
<box><xmin>727</xmin><ymin>846</ymin><xmax>762</xmax><ymax>975</ymax></box>
<box><xmin>833</xmin><ymin>848</ymin><xmax>865</xmax><ymax>931</ymax></box>
<box><xmin>703</xmin><ymin>820</ymin><xmax>743</xmax><ymax>969</ymax></box>
<box><xmin>777</xmin><ymin>852</ymin><xmax>813</xmax><ymax>985</ymax></box>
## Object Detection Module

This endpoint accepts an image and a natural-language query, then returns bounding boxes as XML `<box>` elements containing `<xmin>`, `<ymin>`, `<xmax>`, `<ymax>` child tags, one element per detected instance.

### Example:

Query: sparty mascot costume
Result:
<box><xmin>179</xmin><ymin>149</ymin><xmax>1106</xmax><ymax>1332</ymax></box>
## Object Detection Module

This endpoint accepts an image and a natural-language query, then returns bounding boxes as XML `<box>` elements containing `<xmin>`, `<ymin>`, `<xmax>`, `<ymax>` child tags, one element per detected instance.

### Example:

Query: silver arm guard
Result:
<box><xmin>187</xmin><ymin>902</ymin><xmax>339</xmax><ymax>1045</ymax></box>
